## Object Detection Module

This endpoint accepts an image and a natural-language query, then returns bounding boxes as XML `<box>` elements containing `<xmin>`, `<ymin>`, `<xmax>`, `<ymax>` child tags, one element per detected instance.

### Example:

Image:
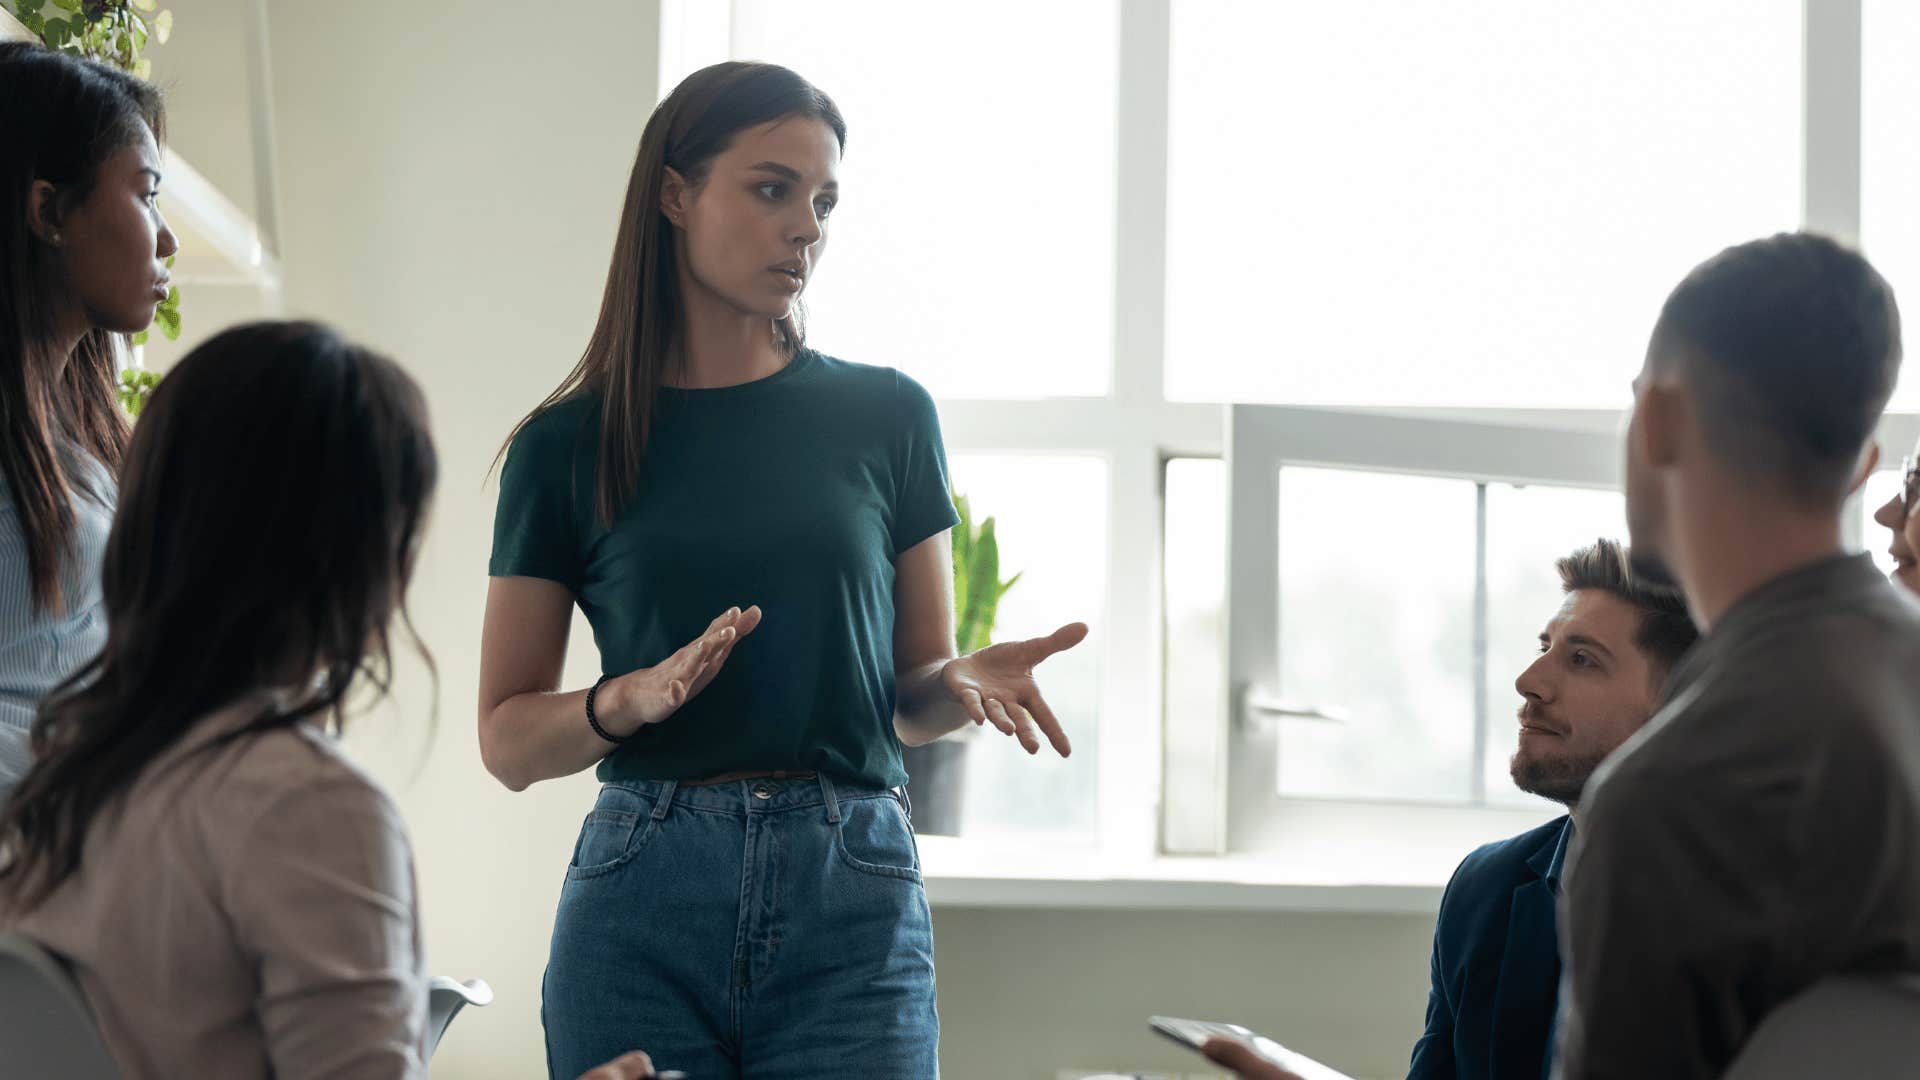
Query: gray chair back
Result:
<box><xmin>1723</xmin><ymin>974</ymin><xmax>1920</xmax><ymax>1079</ymax></box>
<box><xmin>0</xmin><ymin>931</ymin><xmax>123</xmax><ymax>1079</ymax></box>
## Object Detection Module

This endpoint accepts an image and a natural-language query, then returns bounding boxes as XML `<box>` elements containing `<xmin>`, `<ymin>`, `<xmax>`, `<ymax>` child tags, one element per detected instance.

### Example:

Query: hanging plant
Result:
<box><xmin>6</xmin><ymin>0</ymin><xmax>172</xmax><ymax>79</ymax></box>
<box><xmin>8</xmin><ymin>0</ymin><xmax>181</xmax><ymax>416</ymax></box>
<box><xmin>116</xmin><ymin>368</ymin><xmax>158</xmax><ymax>417</ymax></box>
<box><xmin>130</xmin><ymin>252</ymin><xmax>180</xmax><ymax>347</ymax></box>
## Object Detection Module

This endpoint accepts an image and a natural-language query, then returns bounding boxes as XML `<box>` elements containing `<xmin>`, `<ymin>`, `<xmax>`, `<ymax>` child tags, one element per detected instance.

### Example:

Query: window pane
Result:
<box><xmin>1482</xmin><ymin>484</ymin><xmax>1628</xmax><ymax>809</ymax></box>
<box><xmin>731</xmin><ymin>1</ymin><xmax>1118</xmax><ymax>399</ymax></box>
<box><xmin>1866</xmin><ymin>2</ymin><xmax>1920</xmax><ymax>408</ymax></box>
<box><xmin>1167</xmin><ymin>1</ymin><xmax>1801</xmax><ymax>408</ymax></box>
<box><xmin>1164</xmin><ymin>458</ymin><xmax>1227</xmax><ymax>787</ymax></box>
<box><xmin>947</xmin><ymin>455</ymin><xmax>1107</xmax><ymax>843</ymax></box>
<box><xmin>1275</xmin><ymin>468</ymin><xmax>1477</xmax><ymax>801</ymax></box>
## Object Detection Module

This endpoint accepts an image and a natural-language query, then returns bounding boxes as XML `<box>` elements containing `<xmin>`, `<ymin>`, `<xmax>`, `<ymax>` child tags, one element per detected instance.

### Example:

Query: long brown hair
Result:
<box><xmin>0</xmin><ymin>42</ymin><xmax>164</xmax><ymax>612</ymax></box>
<box><xmin>500</xmin><ymin>61</ymin><xmax>846</xmax><ymax>526</ymax></box>
<box><xmin>0</xmin><ymin>321</ymin><xmax>439</xmax><ymax>910</ymax></box>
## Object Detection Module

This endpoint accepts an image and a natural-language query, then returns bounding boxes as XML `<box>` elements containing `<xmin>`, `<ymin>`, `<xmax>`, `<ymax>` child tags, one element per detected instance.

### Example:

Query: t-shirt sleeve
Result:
<box><xmin>889</xmin><ymin>370</ymin><xmax>961</xmax><ymax>557</ymax></box>
<box><xmin>488</xmin><ymin>412</ymin><xmax>585</xmax><ymax>589</ymax></box>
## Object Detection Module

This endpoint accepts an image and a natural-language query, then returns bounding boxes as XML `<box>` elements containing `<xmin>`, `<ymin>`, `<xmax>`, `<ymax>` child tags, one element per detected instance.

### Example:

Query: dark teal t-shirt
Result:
<box><xmin>489</xmin><ymin>349</ymin><xmax>959</xmax><ymax>789</ymax></box>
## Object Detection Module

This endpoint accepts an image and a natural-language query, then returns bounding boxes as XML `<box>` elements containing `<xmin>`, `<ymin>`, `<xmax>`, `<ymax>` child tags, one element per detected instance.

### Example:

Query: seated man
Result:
<box><xmin>1205</xmin><ymin>538</ymin><xmax>1697</xmax><ymax>1080</ymax></box>
<box><xmin>1406</xmin><ymin>539</ymin><xmax>1695</xmax><ymax>1080</ymax></box>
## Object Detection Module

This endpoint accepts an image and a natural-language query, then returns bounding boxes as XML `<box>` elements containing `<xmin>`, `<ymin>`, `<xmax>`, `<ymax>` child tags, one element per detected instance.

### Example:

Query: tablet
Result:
<box><xmin>1148</xmin><ymin>1015</ymin><xmax>1357</xmax><ymax>1080</ymax></box>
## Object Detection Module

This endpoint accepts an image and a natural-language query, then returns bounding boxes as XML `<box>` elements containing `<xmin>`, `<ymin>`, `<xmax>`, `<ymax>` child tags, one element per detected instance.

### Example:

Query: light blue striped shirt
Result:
<box><xmin>0</xmin><ymin>451</ymin><xmax>113</xmax><ymax>802</ymax></box>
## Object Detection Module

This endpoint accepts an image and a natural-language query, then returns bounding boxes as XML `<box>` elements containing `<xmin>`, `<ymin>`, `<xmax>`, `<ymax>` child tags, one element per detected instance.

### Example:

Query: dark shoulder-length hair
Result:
<box><xmin>0</xmin><ymin>41</ymin><xmax>165</xmax><ymax>612</ymax></box>
<box><xmin>0</xmin><ymin>321</ymin><xmax>439</xmax><ymax>910</ymax></box>
<box><xmin>499</xmin><ymin>61</ymin><xmax>845</xmax><ymax>526</ymax></box>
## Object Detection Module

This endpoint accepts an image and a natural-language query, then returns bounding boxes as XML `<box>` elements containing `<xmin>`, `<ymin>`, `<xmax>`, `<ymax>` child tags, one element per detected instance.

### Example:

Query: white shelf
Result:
<box><xmin>160</xmin><ymin>148</ymin><xmax>281</xmax><ymax>291</ymax></box>
<box><xmin>0</xmin><ymin>8</ymin><xmax>33</xmax><ymax>42</ymax></box>
<box><xmin>1</xmin><ymin>7</ymin><xmax>280</xmax><ymax>295</ymax></box>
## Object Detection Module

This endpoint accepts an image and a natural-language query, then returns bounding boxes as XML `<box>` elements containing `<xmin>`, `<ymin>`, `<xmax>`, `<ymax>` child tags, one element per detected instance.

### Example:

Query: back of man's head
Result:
<box><xmin>1652</xmin><ymin>232</ymin><xmax>1902</xmax><ymax>507</ymax></box>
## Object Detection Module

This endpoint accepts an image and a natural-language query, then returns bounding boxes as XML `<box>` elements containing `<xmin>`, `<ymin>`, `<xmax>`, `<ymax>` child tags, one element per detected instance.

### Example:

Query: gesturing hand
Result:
<box><xmin>599</xmin><ymin>605</ymin><xmax>763</xmax><ymax>737</ymax></box>
<box><xmin>941</xmin><ymin>622</ymin><xmax>1088</xmax><ymax>756</ymax></box>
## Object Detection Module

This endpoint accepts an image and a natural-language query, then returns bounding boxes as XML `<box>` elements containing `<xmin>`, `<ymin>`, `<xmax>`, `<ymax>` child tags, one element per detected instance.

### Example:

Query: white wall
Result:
<box><xmin>150</xmin><ymin>3</ymin><xmax>1439</xmax><ymax>1076</ymax></box>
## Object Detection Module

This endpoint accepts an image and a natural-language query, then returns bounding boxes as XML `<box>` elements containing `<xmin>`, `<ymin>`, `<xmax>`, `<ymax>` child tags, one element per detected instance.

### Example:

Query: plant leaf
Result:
<box><xmin>131</xmin><ymin>0</ymin><xmax>153</xmax><ymax>10</ymax></box>
<box><xmin>965</xmin><ymin>517</ymin><xmax>999</xmax><ymax>648</ymax></box>
<box><xmin>949</xmin><ymin>491</ymin><xmax>972</xmax><ymax>644</ymax></box>
<box><xmin>115</xmin><ymin>368</ymin><xmax>159</xmax><ymax>418</ymax></box>
<box><xmin>152</xmin><ymin>7</ymin><xmax>169</xmax><ymax>43</ymax></box>
<box><xmin>130</xmin><ymin>329</ymin><xmax>148</xmax><ymax>346</ymax></box>
<box><xmin>155</xmin><ymin>287</ymin><xmax>181</xmax><ymax>339</ymax></box>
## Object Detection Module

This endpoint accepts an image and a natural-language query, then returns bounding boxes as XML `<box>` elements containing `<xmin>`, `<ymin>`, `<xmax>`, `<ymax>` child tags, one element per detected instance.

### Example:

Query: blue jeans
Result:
<box><xmin>542</xmin><ymin>775</ymin><xmax>940</xmax><ymax>1079</ymax></box>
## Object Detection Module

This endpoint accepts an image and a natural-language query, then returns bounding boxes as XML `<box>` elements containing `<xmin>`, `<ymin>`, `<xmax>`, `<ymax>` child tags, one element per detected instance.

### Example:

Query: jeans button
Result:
<box><xmin>752</xmin><ymin>782</ymin><xmax>776</xmax><ymax>800</ymax></box>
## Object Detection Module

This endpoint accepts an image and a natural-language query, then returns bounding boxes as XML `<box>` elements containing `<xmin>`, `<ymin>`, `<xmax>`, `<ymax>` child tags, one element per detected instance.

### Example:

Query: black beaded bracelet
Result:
<box><xmin>585</xmin><ymin>674</ymin><xmax>624</xmax><ymax>744</ymax></box>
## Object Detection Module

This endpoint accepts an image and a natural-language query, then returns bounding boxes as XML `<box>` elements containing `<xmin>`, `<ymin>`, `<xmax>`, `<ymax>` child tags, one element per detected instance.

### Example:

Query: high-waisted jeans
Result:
<box><xmin>542</xmin><ymin>775</ymin><xmax>939</xmax><ymax>1079</ymax></box>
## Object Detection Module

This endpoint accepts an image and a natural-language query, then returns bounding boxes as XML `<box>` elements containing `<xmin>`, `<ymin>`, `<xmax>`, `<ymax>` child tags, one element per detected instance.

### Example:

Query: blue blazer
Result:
<box><xmin>1407</xmin><ymin>815</ymin><xmax>1572</xmax><ymax>1080</ymax></box>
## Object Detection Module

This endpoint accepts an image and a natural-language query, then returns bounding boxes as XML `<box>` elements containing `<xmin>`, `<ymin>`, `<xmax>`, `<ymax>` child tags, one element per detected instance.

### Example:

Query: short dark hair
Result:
<box><xmin>1652</xmin><ymin>232</ymin><xmax>1901</xmax><ymax>506</ymax></box>
<box><xmin>1557</xmin><ymin>538</ymin><xmax>1698</xmax><ymax>682</ymax></box>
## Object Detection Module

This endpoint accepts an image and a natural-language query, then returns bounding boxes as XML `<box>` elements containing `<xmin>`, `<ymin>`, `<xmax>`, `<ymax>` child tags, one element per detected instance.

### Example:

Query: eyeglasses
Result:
<box><xmin>1903</xmin><ymin>457</ymin><xmax>1920</xmax><ymax>520</ymax></box>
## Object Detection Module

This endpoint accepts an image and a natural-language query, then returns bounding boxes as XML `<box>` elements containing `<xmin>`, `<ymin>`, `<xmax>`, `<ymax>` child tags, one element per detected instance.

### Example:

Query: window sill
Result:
<box><xmin>919</xmin><ymin>798</ymin><xmax>1560</xmax><ymax>914</ymax></box>
<box><xmin>919</xmin><ymin>838</ymin><xmax>1445</xmax><ymax>915</ymax></box>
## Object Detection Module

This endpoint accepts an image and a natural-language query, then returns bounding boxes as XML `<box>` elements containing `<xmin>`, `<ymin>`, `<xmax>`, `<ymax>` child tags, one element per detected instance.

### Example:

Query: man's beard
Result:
<box><xmin>1510</xmin><ymin>702</ymin><xmax>1610</xmax><ymax>806</ymax></box>
<box><xmin>1509</xmin><ymin>743</ymin><xmax>1610</xmax><ymax>806</ymax></box>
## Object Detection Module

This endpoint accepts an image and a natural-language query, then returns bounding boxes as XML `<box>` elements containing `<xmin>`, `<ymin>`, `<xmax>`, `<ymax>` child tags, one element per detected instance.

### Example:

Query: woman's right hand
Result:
<box><xmin>595</xmin><ymin>605</ymin><xmax>762</xmax><ymax>736</ymax></box>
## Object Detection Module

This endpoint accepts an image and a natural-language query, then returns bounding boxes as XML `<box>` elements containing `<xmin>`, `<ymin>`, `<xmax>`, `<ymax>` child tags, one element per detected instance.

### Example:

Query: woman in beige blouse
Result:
<box><xmin>0</xmin><ymin>322</ymin><xmax>658</xmax><ymax>1080</ymax></box>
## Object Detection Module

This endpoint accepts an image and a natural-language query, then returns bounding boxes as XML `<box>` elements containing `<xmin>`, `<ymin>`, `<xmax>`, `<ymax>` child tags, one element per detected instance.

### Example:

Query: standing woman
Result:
<box><xmin>480</xmin><ymin>61</ymin><xmax>1087</xmax><ymax>1079</ymax></box>
<box><xmin>0</xmin><ymin>42</ymin><xmax>177</xmax><ymax>800</ymax></box>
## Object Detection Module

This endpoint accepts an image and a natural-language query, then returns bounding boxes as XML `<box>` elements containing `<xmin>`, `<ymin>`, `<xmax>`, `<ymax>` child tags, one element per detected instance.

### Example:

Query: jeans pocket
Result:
<box><xmin>566</xmin><ymin>807</ymin><xmax>653</xmax><ymax>880</ymax></box>
<box><xmin>834</xmin><ymin>795</ymin><xmax>923</xmax><ymax>882</ymax></box>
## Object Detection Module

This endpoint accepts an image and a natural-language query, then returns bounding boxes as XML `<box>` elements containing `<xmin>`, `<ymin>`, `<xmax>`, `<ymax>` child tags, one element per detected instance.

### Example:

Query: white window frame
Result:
<box><xmin>1163</xmin><ymin>406</ymin><xmax>1623</xmax><ymax>855</ymax></box>
<box><xmin>666</xmin><ymin>1</ymin><xmax>1910</xmax><ymax>882</ymax></box>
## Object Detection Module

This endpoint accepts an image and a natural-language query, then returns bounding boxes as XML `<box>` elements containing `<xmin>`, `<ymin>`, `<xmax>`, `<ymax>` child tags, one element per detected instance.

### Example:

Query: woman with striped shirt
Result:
<box><xmin>0</xmin><ymin>42</ymin><xmax>176</xmax><ymax>801</ymax></box>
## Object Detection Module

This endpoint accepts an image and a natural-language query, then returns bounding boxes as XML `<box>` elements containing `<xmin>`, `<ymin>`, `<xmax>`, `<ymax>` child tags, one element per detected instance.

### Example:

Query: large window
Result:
<box><xmin>946</xmin><ymin>454</ymin><xmax>1108</xmax><ymax>843</ymax></box>
<box><xmin>1865</xmin><ymin>0</ymin><xmax>1920</xmax><ymax>409</ymax></box>
<box><xmin>1165</xmin><ymin>0</ymin><xmax>1801</xmax><ymax>408</ymax></box>
<box><xmin>665</xmin><ymin>1</ymin><xmax>1911</xmax><ymax>868</ymax></box>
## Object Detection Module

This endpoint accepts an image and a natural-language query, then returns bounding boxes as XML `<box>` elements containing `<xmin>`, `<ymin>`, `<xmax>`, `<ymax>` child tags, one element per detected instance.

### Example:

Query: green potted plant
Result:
<box><xmin>8</xmin><ymin>0</ymin><xmax>180</xmax><ymax>416</ymax></box>
<box><xmin>901</xmin><ymin>491</ymin><xmax>1021</xmax><ymax>836</ymax></box>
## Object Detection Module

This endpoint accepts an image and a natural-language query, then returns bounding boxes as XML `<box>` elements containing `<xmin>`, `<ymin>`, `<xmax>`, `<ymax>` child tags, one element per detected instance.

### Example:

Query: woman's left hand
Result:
<box><xmin>940</xmin><ymin>622</ymin><xmax>1089</xmax><ymax>756</ymax></box>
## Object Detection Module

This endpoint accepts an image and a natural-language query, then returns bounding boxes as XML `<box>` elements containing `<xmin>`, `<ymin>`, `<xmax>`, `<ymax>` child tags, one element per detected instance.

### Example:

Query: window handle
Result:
<box><xmin>1241</xmin><ymin>690</ymin><xmax>1349</xmax><ymax>725</ymax></box>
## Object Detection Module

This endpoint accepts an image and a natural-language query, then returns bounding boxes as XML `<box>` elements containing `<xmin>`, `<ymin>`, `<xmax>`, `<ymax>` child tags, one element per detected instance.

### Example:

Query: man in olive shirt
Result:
<box><xmin>1555</xmin><ymin>233</ymin><xmax>1920</xmax><ymax>1078</ymax></box>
